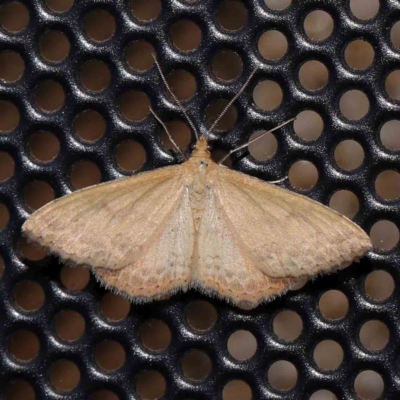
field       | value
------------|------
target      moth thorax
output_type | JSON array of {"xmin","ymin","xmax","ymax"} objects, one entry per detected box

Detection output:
[{"xmin": 191, "ymin": 158, "xmax": 207, "ymax": 194}]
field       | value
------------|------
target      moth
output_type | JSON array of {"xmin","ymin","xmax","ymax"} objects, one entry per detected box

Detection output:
[{"xmin": 23, "ymin": 59, "xmax": 372, "ymax": 306}]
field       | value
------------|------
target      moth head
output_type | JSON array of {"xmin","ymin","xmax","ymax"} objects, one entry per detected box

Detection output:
[{"xmin": 191, "ymin": 137, "xmax": 212, "ymax": 159}]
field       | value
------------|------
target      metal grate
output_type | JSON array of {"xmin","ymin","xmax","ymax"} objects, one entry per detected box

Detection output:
[{"xmin": 0, "ymin": 0, "xmax": 400, "ymax": 399}]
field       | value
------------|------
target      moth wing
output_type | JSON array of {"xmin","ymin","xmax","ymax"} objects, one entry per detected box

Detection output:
[
  {"xmin": 192, "ymin": 181, "xmax": 295, "ymax": 305},
  {"xmin": 23, "ymin": 165, "xmax": 195, "ymax": 281},
  {"xmin": 211, "ymin": 166, "xmax": 372, "ymax": 279},
  {"xmin": 93, "ymin": 178, "xmax": 195, "ymax": 300}
]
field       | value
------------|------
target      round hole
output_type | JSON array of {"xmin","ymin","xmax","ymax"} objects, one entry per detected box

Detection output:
[
  {"xmin": 253, "ymin": 80, "xmax": 283, "ymax": 111},
  {"xmin": 8, "ymin": 330, "xmax": 40, "ymax": 362},
  {"xmin": 34, "ymin": 80, "xmax": 65, "ymax": 113},
  {"xmin": 0, "ymin": 100, "xmax": 20, "ymax": 133},
  {"xmin": 391, "ymin": 21, "xmax": 400, "ymax": 49},
  {"xmin": 90, "ymin": 390, "xmax": 119, "ymax": 400},
  {"xmin": 70, "ymin": 160, "xmax": 101, "ymax": 189},
  {"xmin": 212, "ymin": 50, "xmax": 243, "ymax": 81},
  {"xmin": 227, "ymin": 330, "xmax": 257, "ymax": 361},
  {"xmin": 162, "ymin": 120, "xmax": 192, "ymax": 150},
  {"xmin": 0, "ymin": 203, "xmax": 9, "ymax": 230},
  {"xmin": 185, "ymin": 300, "xmax": 218, "ymax": 331},
  {"xmin": 101, "ymin": 292, "xmax": 130, "ymax": 321},
  {"xmin": 0, "ymin": 51, "xmax": 25, "ymax": 82},
  {"xmin": 359, "ymin": 320, "xmax": 389, "ymax": 351},
  {"xmin": 181, "ymin": 350, "xmax": 212, "ymax": 381},
  {"xmin": 119, "ymin": 90, "xmax": 150, "ymax": 122},
  {"xmin": 350, "ymin": 0, "xmax": 380, "ymax": 20},
  {"xmin": 340, "ymin": 90, "xmax": 370, "ymax": 120},
  {"xmin": 206, "ymin": 100, "xmax": 237, "ymax": 132},
  {"xmin": 0, "ymin": 256, "xmax": 4, "ymax": 277},
  {"xmin": 265, "ymin": 0, "xmax": 292, "ymax": 10},
  {"xmin": 166, "ymin": 70, "xmax": 196, "ymax": 101},
  {"xmin": 140, "ymin": 320, "xmax": 171, "ymax": 352},
  {"xmin": 95, "ymin": 340, "xmax": 126, "ymax": 371},
  {"xmin": 273, "ymin": 310, "xmax": 303, "ymax": 341},
  {"xmin": 294, "ymin": 110, "xmax": 323, "ymax": 141},
  {"xmin": 135, "ymin": 370, "xmax": 166, "ymax": 399},
  {"xmin": 60, "ymin": 265, "xmax": 91, "ymax": 291},
  {"xmin": 386, "ymin": 70, "xmax": 400, "ymax": 101},
  {"xmin": 304, "ymin": 10, "xmax": 334, "ymax": 42},
  {"xmin": 267, "ymin": 360, "xmax": 298, "ymax": 391},
  {"xmin": 125, "ymin": 40, "xmax": 155, "ymax": 72},
  {"xmin": 375, "ymin": 170, "xmax": 400, "ymax": 200},
  {"xmin": 4, "ymin": 380, "xmax": 35, "ymax": 400},
  {"xmin": 0, "ymin": 2, "xmax": 29, "ymax": 32},
  {"xmin": 28, "ymin": 131, "xmax": 60, "ymax": 162},
  {"xmin": 354, "ymin": 370, "xmax": 384, "ymax": 400},
  {"xmin": 211, "ymin": 149, "xmax": 233, "ymax": 167},
  {"xmin": 115, "ymin": 140, "xmax": 146, "ymax": 172},
  {"xmin": 40, "ymin": 30, "xmax": 70, "ymax": 62},
  {"xmin": 171, "ymin": 19, "xmax": 201, "ymax": 51},
  {"xmin": 222, "ymin": 380, "xmax": 252, "ymax": 400},
  {"xmin": 248, "ymin": 130, "xmax": 278, "ymax": 161},
  {"xmin": 319, "ymin": 290, "xmax": 349, "ymax": 320},
  {"xmin": 130, "ymin": 0, "xmax": 161, "ymax": 22},
  {"xmin": 329, "ymin": 190, "xmax": 360, "ymax": 219},
  {"xmin": 235, "ymin": 302, "xmax": 260, "ymax": 311},
  {"xmin": 45, "ymin": 0, "xmax": 74, "ymax": 13},
  {"xmin": 314, "ymin": 340, "xmax": 344, "ymax": 370},
  {"xmin": 310, "ymin": 390, "xmax": 338, "ymax": 400},
  {"xmin": 290, "ymin": 277, "xmax": 308, "ymax": 291},
  {"xmin": 55, "ymin": 310, "xmax": 85, "ymax": 341},
  {"xmin": 14, "ymin": 280, "xmax": 45, "ymax": 312},
  {"xmin": 345, "ymin": 40, "xmax": 375, "ymax": 70},
  {"xmin": 85, "ymin": 9, "xmax": 115, "ymax": 42},
  {"xmin": 0, "ymin": 151, "xmax": 14, "ymax": 181},
  {"xmin": 24, "ymin": 180, "xmax": 55, "ymax": 211},
  {"xmin": 370, "ymin": 220, "xmax": 399, "ymax": 251},
  {"xmin": 74, "ymin": 110, "xmax": 106, "ymax": 143},
  {"xmin": 49, "ymin": 359, "xmax": 81, "ymax": 392},
  {"xmin": 258, "ymin": 30, "xmax": 288, "ymax": 61},
  {"xmin": 80, "ymin": 60, "xmax": 111, "ymax": 92},
  {"xmin": 217, "ymin": 0, "xmax": 248, "ymax": 31},
  {"xmin": 334, "ymin": 140, "xmax": 364, "ymax": 171},
  {"xmin": 365, "ymin": 270, "xmax": 395, "ymax": 302},
  {"xmin": 288, "ymin": 160, "xmax": 319, "ymax": 190},
  {"xmin": 19, "ymin": 238, "xmax": 47, "ymax": 261},
  {"xmin": 299, "ymin": 60, "xmax": 329, "ymax": 91},
  {"xmin": 380, "ymin": 120, "xmax": 400, "ymax": 151}
]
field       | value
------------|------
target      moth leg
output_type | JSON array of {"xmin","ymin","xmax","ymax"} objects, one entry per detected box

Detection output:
[
  {"xmin": 267, "ymin": 176, "xmax": 288, "ymax": 185},
  {"xmin": 218, "ymin": 118, "xmax": 296, "ymax": 166}
]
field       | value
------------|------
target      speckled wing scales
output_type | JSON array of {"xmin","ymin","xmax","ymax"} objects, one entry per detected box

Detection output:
[
  {"xmin": 94, "ymin": 181, "xmax": 195, "ymax": 300},
  {"xmin": 210, "ymin": 167, "xmax": 372, "ymax": 280},
  {"xmin": 23, "ymin": 165, "xmax": 195, "ymax": 299},
  {"xmin": 192, "ymin": 180, "xmax": 295, "ymax": 305}
]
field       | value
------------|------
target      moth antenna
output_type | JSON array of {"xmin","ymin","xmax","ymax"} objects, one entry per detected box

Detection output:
[
  {"xmin": 206, "ymin": 67, "xmax": 258, "ymax": 136},
  {"xmin": 149, "ymin": 107, "xmax": 187, "ymax": 160},
  {"xmin": 218, "ymin": 117, "xmax": 296, "ymax": 165},
  {"xmin": 152, "ymin": 54, "xmax": 199, "ymax": 141}
]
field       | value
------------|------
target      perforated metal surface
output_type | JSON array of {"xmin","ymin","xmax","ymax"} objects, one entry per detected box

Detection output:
[{"xmin": 0, "ymin": 0, "xmax": 400, "ymax": 399}]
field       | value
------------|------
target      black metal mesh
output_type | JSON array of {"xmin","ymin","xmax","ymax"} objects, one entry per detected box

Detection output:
[{"xmin": 0, "ymin": 0, "xmax": 399, "ymax": 399}]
